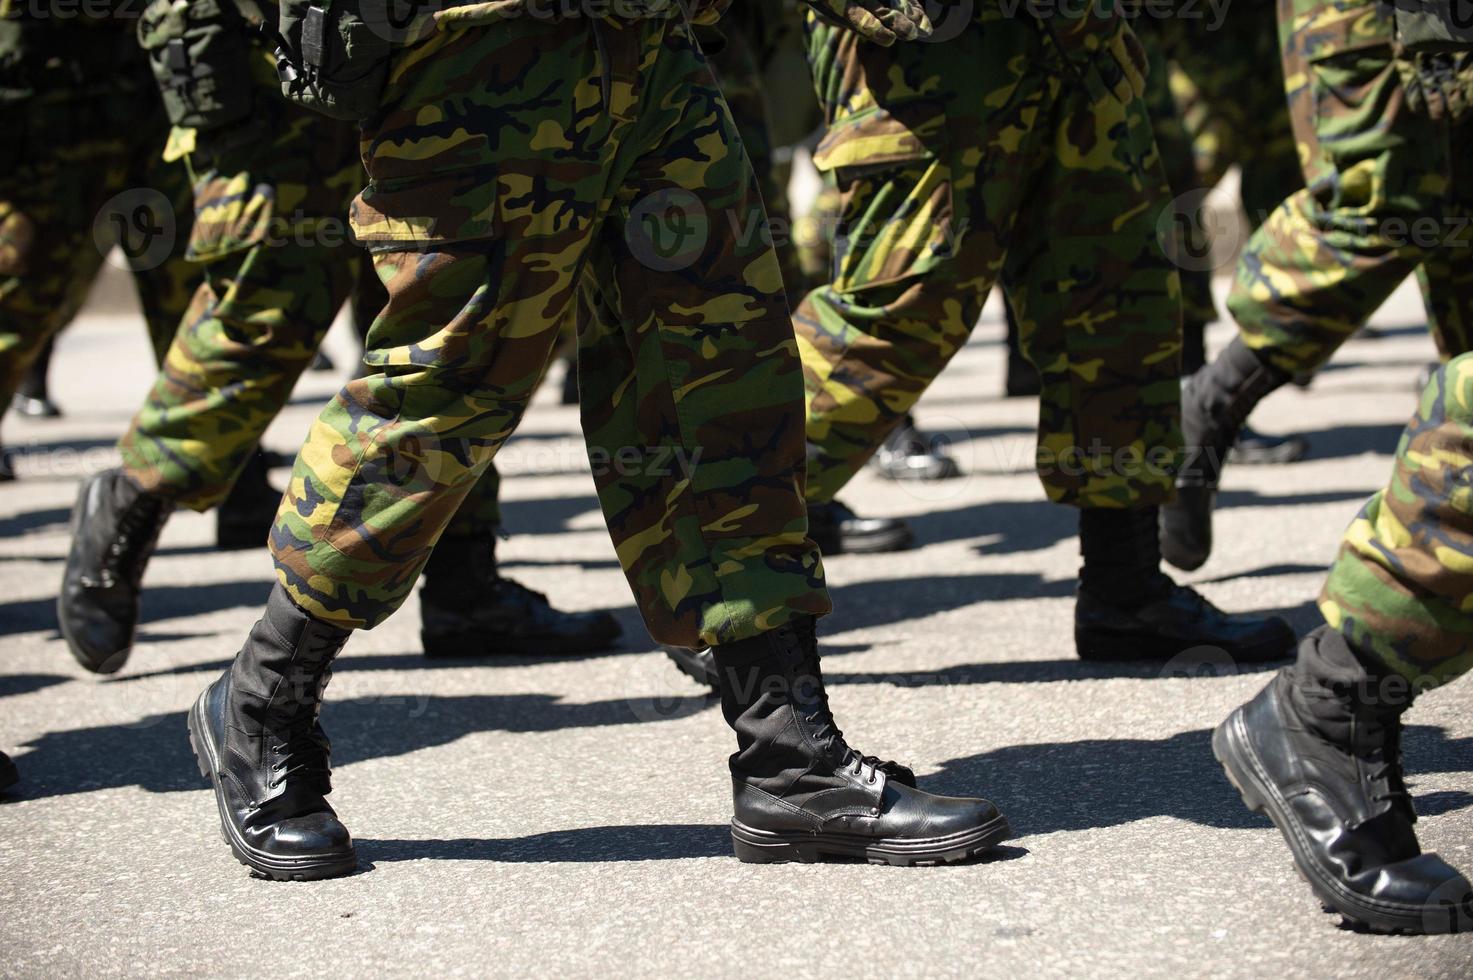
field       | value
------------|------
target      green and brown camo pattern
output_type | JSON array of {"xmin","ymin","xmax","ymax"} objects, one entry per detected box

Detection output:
[
  {"xmin": 0, "ymin": 20, "xmax": 198, "ymax": 406},
  {"xmin": 1227, "ymin": 0, "xmax": 1473, "ymax": 375},
  {"xmin": 794, "ymin": 1, "xmax": 1183, "ymax": 508},
  {"xmin": 269, "ymin": 14, "xmax": 829, "ymax": 645},
  {"xmin": 118, "ymin": 47, "xmax": 506, "ymax": 535},
  {"xmin": 1164, "ymin": 0, "xmax": 1300, "ymax": 226},
  {"xmin": 1322, "ymin": 353, "xmax": 1473, "ymax": 687}
]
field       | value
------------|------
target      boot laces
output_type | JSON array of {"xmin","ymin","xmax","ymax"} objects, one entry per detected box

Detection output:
[
  {"xmin": 265, "ymin": 634, "xmax": 340, "ymax": 792},
  {"xmin": 492, "ymin": 576, "xmax": 550, "ymax": 610},
  {"xmin": 1362, "ymin": 712, "xmax": 1414, "ymax": 820},
  {"xmin": 100, "ymin": 491, "xmax": 168, "ymax": 588},
  {"xmin": 793, "ymin": 648, "xmax": 906, "ymax": 784}
]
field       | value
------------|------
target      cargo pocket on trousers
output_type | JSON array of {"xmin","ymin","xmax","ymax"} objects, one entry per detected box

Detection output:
[
  {"xmin": 349, "ymin": 168, "xmax": 498, "ymax": 250},
  {"xmin": 185, "ymin": 169, "xmax": 276, "ymax": 263},
  {"xmin": 810, "ymin": 101, "xmax": 953, "ymax": 295}
]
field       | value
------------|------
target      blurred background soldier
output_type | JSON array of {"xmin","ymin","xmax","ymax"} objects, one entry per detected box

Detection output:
[
  {"xmin": 56, "ymin": 3, "xmax": 618, "ymax": 676},
  {"xmin": 0, "ymin": 2, "xmax": 199, "ymax": 481},
  {"xmin": 789, "ymin": 2, "xmax": 1295, "ymax": 662}
]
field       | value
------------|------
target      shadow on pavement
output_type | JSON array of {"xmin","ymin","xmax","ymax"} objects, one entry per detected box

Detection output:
[
  {"xmin": 358, "ymin": 833, "xmax": 1030, "ymax": 866},
  {"xmin": 8, "ymin": 691, "xmax": 712, "ymax": 801},
  {"xmin": 905, "ymin": 498, "xmax": 1074, "ymax": 557},
  {"xmin": 1293, "ymin": 422, "xmax": 1408, "ymax": 462},
  {"xmin": 0, "ymin": 506, "xmax": 70, "ymax": 540},
  {"xmin": 361, "ymin": 824, "xmax": 732, "ymax": 863},
  {"xmin": 929, "ymin": 725, "xmax": 1473, "ymax": 836},
  {"xmin": 0, "ymin": 579, "xmax": 272, "ymax": 637},
  {"xmin": 0, "ymin": 672, "xmax": 71, "ymax": 698}
]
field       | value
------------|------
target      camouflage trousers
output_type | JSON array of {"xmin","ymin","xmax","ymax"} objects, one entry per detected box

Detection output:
[
  {"xmin": 704, "ymin": 0, "xmax": 814, "ymax": 298},
  {"xmin": 797, "ymin": 6, "xmax": 1183, "ymax": 507},
  {"xmin": 268, "ymin": 15, "xmax": 829, "ymax": 645},
  {"xmin": 0, "ymin": 82, "xmax": 197, "ymax": 410},
  {"xmin": 117, "ymin": 57, "xmax": 504, "ymax": 536},
  {"xmin": 1165, "ymin": 0, "xmax": 1300, "ymax": 226},
  {"xmin": 1321, "ymin": 353, "xmax": 1473, "ymax": 687},
  {"xmin": 1227, "ymin": 0, "xmax": 1473, "ymax": 375}
]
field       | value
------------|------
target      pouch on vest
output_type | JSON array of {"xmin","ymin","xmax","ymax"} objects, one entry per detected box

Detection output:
[
  {"xmin": 275, "ymin": 0, "xmax": 402, "ymax": 121},
  {"xmin": 138, "ymin": 0, "xmax": 255, "ymax": 131},
  {"xmin": 1394, "ymin": 0, "xmax": 1473, "ymax": 50}
]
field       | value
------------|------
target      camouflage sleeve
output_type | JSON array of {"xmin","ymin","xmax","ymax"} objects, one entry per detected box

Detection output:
[{"xmin": 1320, "ymin": 354, "xmax": 1473, "ymax": 687}]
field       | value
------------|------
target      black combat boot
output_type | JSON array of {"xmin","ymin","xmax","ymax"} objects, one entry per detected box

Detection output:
[
  {"xmin": 715, "ymin": 617, "xmax": 1009, "ymax": 865},
  {"xmin": 58, "ymin": 469, "xmax": 172, "ymax": 674},
  {"xmin": 663, "ymin": 644, "xmax": 718, "ymax": 689},
  {"xmin": 188, "ymin": 584, "xmax": 357, "ymax": 881},
  {"xmin": 12, "ymin": 338, "xmax": 62, "ymax": 418},
  {"xmin": 216, "ymin": 450, "xmax": 281, "ymax": 551},
  {"xmin": 1162, "ymin": 338, "xmax": 1292, "ymax": 571},
  {"xmin": 1214, "ymin": 627, "xmax": 1472, "ymax": 933},
  {"xmin": 419, "ymin": 534, "xmax": 621, "ymax": 657},
  {"xmin": 1075, "ymin": 506, "xmax": 1294, "ymax": 662},
  {"xmin": 0, "ymin": 750, "xmax": 17, "ymax": 794},
  {"xmin": 806, "ymin": 500, "xmax": 914, "ymax": 555},
  {"xmin": 868, "ymin": 414, "xmax": 961, "ymax": 481},
  {"xmin": 1231, "ymin": 426, "xmax": 1309, "ymax": 465}
]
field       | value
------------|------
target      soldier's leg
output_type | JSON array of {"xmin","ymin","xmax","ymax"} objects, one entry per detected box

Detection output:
[
  {"xmin": 0, "ymin": 94, "xmax": 129, "ymax": 477},
  {"xmin": 192, "ymin": 14, "xmax": 1004, "ymax": 880},
  {"xmin": 795, "ymin": 18, "xmax": 1019, "ymax": 551},
  {"xmin": 57, "ymin": 87, "xmax": 364, "ymax": 674},
  {"xmin": 1163, "ymin": 0, "xmax": 1461, "ymax": 572},
  {"xmin": 998, "ymin": 17, "xmax": 1293, "ymax": 665},
  {"xmin": 1215, "ymin": 356, "xmax": 1473, "ymax": 934}
]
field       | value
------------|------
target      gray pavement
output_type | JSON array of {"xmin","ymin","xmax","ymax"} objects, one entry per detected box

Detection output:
[{"xmin": 1, "ymin": 272, "xmax": 1469, "ymax": 979}]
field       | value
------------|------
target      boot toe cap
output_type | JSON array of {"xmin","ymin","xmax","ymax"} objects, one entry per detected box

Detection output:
[{"xmin": 268, "ymin": 811, "xmax": 355, "ymax": 857}]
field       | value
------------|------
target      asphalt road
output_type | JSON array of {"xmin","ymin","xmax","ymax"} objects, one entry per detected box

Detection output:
[{"xmin": 1, "ymin": 272, "xmax": 1469, "ymax": 978}]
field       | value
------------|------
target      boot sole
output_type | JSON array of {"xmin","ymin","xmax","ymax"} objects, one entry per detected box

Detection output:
[
  {"xmin": 1074, "ymin": 626, "xmax": 1294, "ymax": 664},
  {"xmin": 187, "ymin": 693, "xmax": 358, "ymax": 882},
  {"xmin": 57, "ymin": 478, "xmax": 130, "ymax": 676},
  {"xmin": 420, "ymin": 626, "xmax": 621, "ymax": 659},
  {"xmin": 729, "ymin": 812, "xmax": 1010, "ymax": 867},
  {"xmin": 813, "ymin": 526, "xmax": 917, "ymax": 556},
  {"xmin": 1213, "ymin": 710, "xmax": 1456, "ymax": 934}
]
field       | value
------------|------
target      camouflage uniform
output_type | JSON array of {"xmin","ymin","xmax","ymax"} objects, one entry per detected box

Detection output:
[
  {"xmin": 268, "ymin": 6, "xmax": 830, "ymax": 646},
  {"xmin": 796, "ymin": 3, "xmax": 1183, "ymax": 507},
  {"xmin": 1321, "ymin": 351, "xmax": 1473, "ymax": 687},
  {"xmin": 116, "ymin": 36, "xmax": 505, "ymax": 537},
  {"xmin": 0, "ymin": 12, "xmax": 198, "ymax": 410},
  {"xmin": 1226, "ymin": 0, "xmax": 1473, "ymax": 374},
  {"xmin": 703, "ymin": 0, "xmax": 815, "ymax": 299},
  {"xmin": 1166, "ymin": 0, "xmax": 1301, "ymax": 227}
]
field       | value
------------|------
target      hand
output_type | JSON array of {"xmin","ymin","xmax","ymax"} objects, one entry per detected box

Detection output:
[{"xmin": 801, "ymin": 0, "xmax": 934, "ymax": 46}]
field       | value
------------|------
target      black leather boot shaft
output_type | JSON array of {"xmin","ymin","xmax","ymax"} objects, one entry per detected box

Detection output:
[
  {"xmin": 1213, "ymin": 627, "xmax": 1471, "ymax": 933},
  {"xmin": 1075, "ymin": 506, "xmax": 1294, "ymax": 662},
  {"xmin": 1078, "ymin": 506, "xmax": 1173, "ymax": 609},
  {"xmin": 1180, "ymin": 337, "xmax": 1292, "ymax": 488},
  {"xmin": 419, "ymin": 534, "xmax": 620, "ymax": 657},
  {"xmin": 215, "ymin": 450, "xmax": 281, "ymax": 551},
  {"xmin": 58, "ymin": 469, "xmax": 172, "ymax": 674},
  {"xmin": 1163, "ymin": 338, "xmax": 1293, "ymax": 571},
  {"xmin": 188, "ymin": 584, "xmax": 357, "ymax": 881},
  {"xmin": 712, "ymin": 619, "xmax": 1009, "ymax": 866}
]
